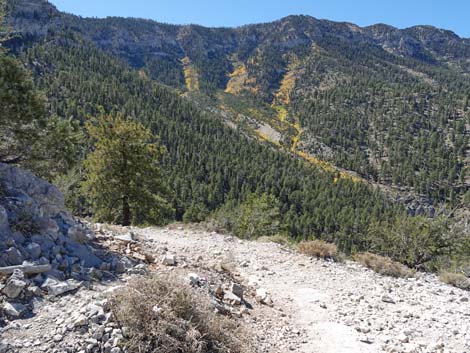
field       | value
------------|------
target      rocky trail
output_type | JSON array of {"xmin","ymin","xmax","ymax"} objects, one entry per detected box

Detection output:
[
  {"xmin": 137, "ymin": 226, "xmax": 470, "ymax": 353},
  {"xmin": 2, "ymin": 223, "xmax": 468, "ymax": 353}
]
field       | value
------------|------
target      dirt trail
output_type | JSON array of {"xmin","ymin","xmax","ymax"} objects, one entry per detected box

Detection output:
[
  {"xmin": 2, "ymin": 225, "xmax": 468, "ymax": 353},
  {"xmin": 137, "ymin": 226, "xmax": 469, "ymax": 353}
]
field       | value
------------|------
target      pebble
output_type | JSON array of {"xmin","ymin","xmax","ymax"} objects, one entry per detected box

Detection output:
[{"xmin": 52, "ymin": 334, "xmax": 63, "ymax": 342}]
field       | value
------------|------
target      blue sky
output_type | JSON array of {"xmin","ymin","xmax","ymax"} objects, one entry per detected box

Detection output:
[{"xmin": 50, "ymin": 0, "xmax": 470, "ymax": 38}]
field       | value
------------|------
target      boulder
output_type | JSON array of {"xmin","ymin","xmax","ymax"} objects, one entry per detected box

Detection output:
[
  {"xmin": 1, "ymin": 269, "xmax": 28, "ymax": 299},
  {"xmin": 255, "ymin": 288, "xmax": 268, "ymax": 301},
  {"xmin": 2, "ymin": 302, "xmax": 27, "ymax": 317},
  {"xmin": 230, "ymin": 282, "xmax": 244, "ymax": 299},
  {"xmin": 52, "ymin": 334, "xmax": 63, "ymax": 342},
  {"xmin": 41, "ymin": 277, "xmax": 81, "ymax": 297},
  {"xmin": 68, "ymin": 225, "xmax": 90, "ymax": 244},
  {"xmin": 381, "ymin": 295, "xmax": 396, "ymax": 304},
  {"xmin": 26, "ymin": 285, "xmax": 42, "ymax": 296},
  {"xmin": 73, "ymin": 314, "xmax": 87, "ymax": 327},
  {"xmin": 0, "ymin": 164, "xmax": 101, "ymax": 272},
  {"xmin": 187, "ymin": 273, "xmax": 200, "ymax": 286},
  {"xmin": 0, "ymin": 164, "xmax": 125, "ymax": 313},
  {"xmin": 26, "ymin": 242, "xmax": 42, "ymax": 259},
  {"xmin": 0, "ymin": 341, "xmax": 9, "ymax": 353},
  {"xmin": 214, "ymin": 285, "xmax": 224, "ymax": 297},
  {"xmin": 11, "ymin": 231, "xmax": 25, "ymax": 245},
  {"xmin": 255, "ymin": 288, "xmax": 273, "ymax": 306},
  {"xmin": 396, "ymin": 332, "xmax": 409, "ymax": 343},
  {"xmin": 112, "ymin": 259, "xmax": 126, "ymax": 274},
  {"xmin": 64, "ymin": 242, "xmax": 102, "ymax": 268},
  {"xmin": 223, "ymin": 290, "xmax": 242, "ymax": 305},
  {"xmin": 4, "ymin": 247, "xmax": 24, "ymax": 266},
  {"xmin": 30, "ymin": 234, "xmax": 55, "ymax": 253},
  {"xmin": 36, "ymin": 217, "xmax": 60, "ymax": 239},
  {"xmin": 0, "ymin": 163, "xmax": 65, "ymax": 218},
  {"xmin": 114, "ymin": 233, "xmax": 134, "ymax": 243}
]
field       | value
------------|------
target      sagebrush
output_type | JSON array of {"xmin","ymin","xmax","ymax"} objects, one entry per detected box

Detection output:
[
  {"xmin": 109, "ymin": 275, "xmax": 251, "ymax": 353},
  {"xmin": 298, "ymin": 239, "xmax": 338, "ymax": 259},
  {"xmin": 354, "ymin": 252, "xmax": 414, "ymax": 278},
  {"xmin": 439, "ymin": 272, "xmax": 470, "ymax": 291}
]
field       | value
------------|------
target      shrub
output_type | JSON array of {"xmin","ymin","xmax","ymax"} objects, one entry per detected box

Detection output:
[
  {"xmin": 201, "ymin": 219, "xmax": 228, "ymax": 234},
  {"xmin": 354, "ymin": 252, "xmax": 414, "ymax": 278},
  {"xmin": 298, "ymin": 239, "xmax": 337, "ymax": 259},
  {"xmin": 366, "ymin": 216, "xmax": 460, "ymax": 270},
  {"xmin": 109, "ymin": 275, "xmax": 251, "ymax": 353},
  {"xmin": 213, "ymin": 193, "xmax": 280, "ymax": 239},
  {"xmin": 463, "ymin": 190, "xmax": 470, "ymax": 207},
  {"xmin": 439, "ymin": 272, "xmax": 470, "ymax": 291},
  {"xmin": 54, "ymin": 166, "xmax": 89, "ymax": 216}
]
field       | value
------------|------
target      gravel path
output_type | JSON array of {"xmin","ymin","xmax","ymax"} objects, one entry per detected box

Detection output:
[
  {"xmin": 138, "ymin": 226, "xmax": 470, "ymax": 353},
  {"xmin": 2, "ymin": 225, "xmax": 469, "ymax": 353}
]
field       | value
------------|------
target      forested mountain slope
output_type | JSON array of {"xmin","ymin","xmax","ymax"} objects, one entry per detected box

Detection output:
[
  {"xmin": 1, "ymin": 7, "xmax": 470, "ymax": 353},
  {"xmin": 1, "ymin": 1, "xmax": 410, "ymax": 255},
  {"xmin": 6, "ymin": 0, "xmax": 469, "ymax": 206}
]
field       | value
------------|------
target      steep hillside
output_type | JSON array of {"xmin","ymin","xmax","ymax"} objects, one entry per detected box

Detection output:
[
  {"xmin": 0, "ymin": 2, "xmax": 411, "ymax": 254},
  {"xmin": 6, "ymin": 0, "xmax": 469, "ymax": 206}
]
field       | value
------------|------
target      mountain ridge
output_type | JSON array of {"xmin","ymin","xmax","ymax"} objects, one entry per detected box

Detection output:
[
  {"xmin": 8, "ymin": 0, "xmax": 470, "ymax": 54},
  {"xmin": 14, "ymin": 0, "xmax": 470, "ymax": 40}
]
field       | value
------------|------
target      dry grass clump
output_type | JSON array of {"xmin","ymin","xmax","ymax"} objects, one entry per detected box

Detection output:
[
  {"xmin": 439, "ymin": 272, "xmax": 470, "ymax": 290},
  {"xmin": 258, "ymin": 234, "xmax": 291, "ymax": 245},
  {"xmin": 354, "ymin": 252, "xmax": 414, "ymax": 278},
  {"xmin": 298, "ymin": 239, "xmax": 337, "ymax": 259},
  {"xmin": 109, "ymin": 275, "xmax": 251, "ymax": 353}
]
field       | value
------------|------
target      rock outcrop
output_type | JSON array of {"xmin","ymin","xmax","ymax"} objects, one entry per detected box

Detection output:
[
  {"xmin": 0, "ymin": 164, "xmax": 127, "ymax": 321},
  {"xmin": 0, "ymin": 163, "xmax": 101, "ymax": 269}
]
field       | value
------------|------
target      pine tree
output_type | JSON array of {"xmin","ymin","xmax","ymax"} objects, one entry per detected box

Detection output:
[
  {"xmin": 0, "ymin": 53, "xmax": 46, "ymax": 164},
  {"xmin": 0, "ymin": 1, "xmax": 79, "ymax": 176},
  {"xmin": 82, "ymin": 113, "xmax": 174, "ymax": 225}
]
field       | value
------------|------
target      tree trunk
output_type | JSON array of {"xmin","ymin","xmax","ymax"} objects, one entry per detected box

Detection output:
[{"xmin": 122, "ymin": 195, "xmax": 131, "ymax": 226}]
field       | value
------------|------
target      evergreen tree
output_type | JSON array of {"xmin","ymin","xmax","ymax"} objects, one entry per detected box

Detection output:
[
  {"xmin": 0, "ymin": 0, "xmax": 82, "ymax": 178},
  {"xmin": 25, "ymin": 115, "xmax": 85, "ymax": 181},
  {"xmin": 82, "ymin": 113, "xmax": 173, "ymax": 226},
  {"xmin": 0, "ymin": 52, "xmax": 46, "ymax": 164},
  {"xmin": 1, "ymin": 0, "xmax": 47, "ymax": 164}
]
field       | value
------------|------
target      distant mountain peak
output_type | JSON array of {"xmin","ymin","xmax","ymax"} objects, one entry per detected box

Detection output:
[{"xmin": 7, "ymin": 0, "xmax": 59, "ymax": 20}]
